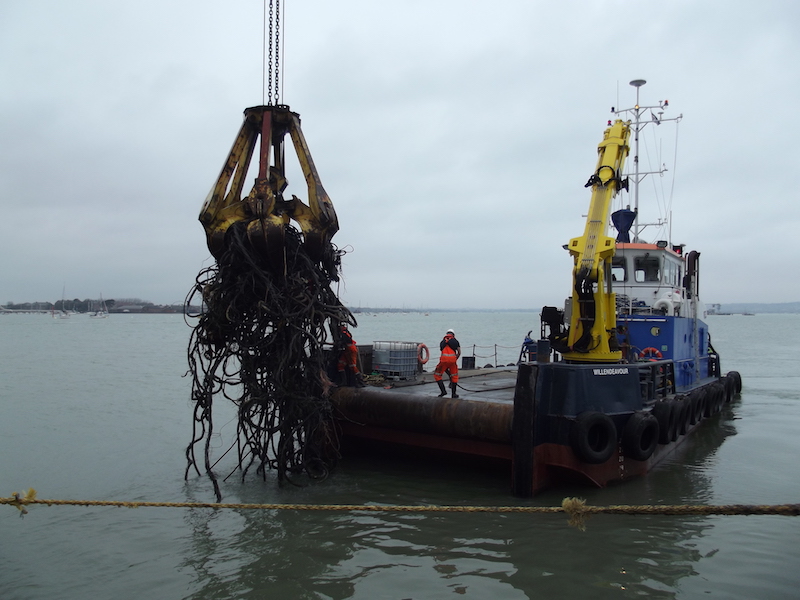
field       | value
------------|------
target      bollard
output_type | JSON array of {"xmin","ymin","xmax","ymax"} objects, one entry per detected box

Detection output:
[{"xmin": 536, "ymin": 340, "xmax": 551, "ymax": 363}]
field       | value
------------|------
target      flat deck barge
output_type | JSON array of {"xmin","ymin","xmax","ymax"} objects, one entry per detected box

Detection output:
[{"xmin": 331, "ymin": 361, "xmax": 740, "ymax": 497}]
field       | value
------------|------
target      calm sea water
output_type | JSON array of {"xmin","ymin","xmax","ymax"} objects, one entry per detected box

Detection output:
[{"xmin": 1, "ymin": 311, "xmax": 799, "ymax": 599}]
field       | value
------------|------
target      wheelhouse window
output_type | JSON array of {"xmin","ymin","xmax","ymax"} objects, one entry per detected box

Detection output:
[
  {"xmin": 611, "ymin": 256, "xmax": 627, "ymax": 282},
  {"xmin": 634, "ymin": 255, "xmax": 660, "ymax": 283},
  {"xmin": 664, "ymin": 259, "xmax": 681, "ymax": 286}
]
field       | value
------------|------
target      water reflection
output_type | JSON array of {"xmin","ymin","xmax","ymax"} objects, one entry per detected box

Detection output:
[{"xmin": 181, "ymin": 403, "xmax": 741, "ymax": 598}]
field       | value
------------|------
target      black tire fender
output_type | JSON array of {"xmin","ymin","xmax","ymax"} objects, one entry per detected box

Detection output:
[
  {"xmin": 689, "ymin": 389, "xmax": 705, "ymax": 425},
  {"xmin": 703, "ymin": 383, "xmax": 719, "ymax": 418},
  {"xmin": 728, "ymin": 370, "xmax": 742, "ymax": 394},
  {"xmin": 703, "ymin": 383, "xmax": 721, "ymax": 417},
  {"xmin": 652, "ymin": 399, "xmax": 676, "ymax": 444},
  {"xmin": 622, "ymin": 411, "xmax": 659, "ymax": 461},
  {"xmin": 713, "ymin": 382, "xmax": 726, "ymax": 413},
  {"xmin": 668, "ymin": 400, "xmax": 681, "ymax": 441},
  {"xmin": 570, "ymin": 412, "xmax": 617, "ymax": 464},
  {"xmin": 674, "ymin": 395, "xmax": 691, "ymax": 436},
  {"xmin": 721, "ymin": 376, "xmax": 733, "ymax": 403}
]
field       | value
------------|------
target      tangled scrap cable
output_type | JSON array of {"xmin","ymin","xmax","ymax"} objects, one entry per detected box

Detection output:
[{"xmin": 185, "ymin": 221, "xmax": 355, "ymax": 501}]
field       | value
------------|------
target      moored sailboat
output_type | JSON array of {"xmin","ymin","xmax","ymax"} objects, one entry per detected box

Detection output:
[
  {"xmin": 52, "ymin": 285, "xmax": 71, "ymax": 319},
  {"xmin": 90, "ymin": 295, "xmax": 109, "ymax": 319}
]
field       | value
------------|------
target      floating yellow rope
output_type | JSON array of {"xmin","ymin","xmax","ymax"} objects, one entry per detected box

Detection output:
[{"xmin": 3, "ymin": 490, "xmax": 798, "ymax": 530}]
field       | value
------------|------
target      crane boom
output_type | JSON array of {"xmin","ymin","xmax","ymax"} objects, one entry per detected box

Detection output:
[{"xmin": 561, "ymin": 119, "xmax": 631, "ymax": 362}]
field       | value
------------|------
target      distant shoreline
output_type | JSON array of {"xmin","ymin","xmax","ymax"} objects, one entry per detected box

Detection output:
[{"xmin": 3, "ymin": 302, "xmax": 799, "ymax": 315}]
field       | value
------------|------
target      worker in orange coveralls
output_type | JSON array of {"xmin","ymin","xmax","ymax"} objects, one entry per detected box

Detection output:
[
  {"xmin": 434, "ymin": 328, "xmax": 461, "ymax": 398},
  {"xmin": 337, "ymin": 325, "xmax": 363, "ymax": 387}
]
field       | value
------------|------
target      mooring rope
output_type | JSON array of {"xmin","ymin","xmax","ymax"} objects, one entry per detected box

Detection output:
[{"xmin": 3, "ymin": 490, "xmax": 798, "ymax": 530}]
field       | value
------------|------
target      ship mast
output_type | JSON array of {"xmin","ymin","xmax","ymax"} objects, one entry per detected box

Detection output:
[
  {"xmin": 630, "ymin": 79, "xmax": 645, "ymax": 239},
  {"xmin": 613, "ymin": 79, "xmax": 681, "ymax": 242}
]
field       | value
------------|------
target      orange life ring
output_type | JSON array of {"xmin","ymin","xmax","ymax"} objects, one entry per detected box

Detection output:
[
  {"xmin": 640, "ymin": 347, "xmax": 663, "ymax": 360},
  {"xmin": 417, "ymin": 343, "xmax": 430, "ymax": 364}
]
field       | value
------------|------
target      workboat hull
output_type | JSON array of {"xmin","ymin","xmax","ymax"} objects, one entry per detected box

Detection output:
[
  {"xmin": 330, "ymin": 360, "xmax": 741, "ymax": 497},
  {"xmin": 510, "ymin": 361, "xmax": 740, "ymax": 495}
]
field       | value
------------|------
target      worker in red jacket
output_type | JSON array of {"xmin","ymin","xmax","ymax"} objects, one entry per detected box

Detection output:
[
  {"xmin": 434, "ymin": 328, "xmax": 461, "ymax": 398},
  {"xmin": 337, "ymin": 325, "xmax": 363, "ymax": 387}
]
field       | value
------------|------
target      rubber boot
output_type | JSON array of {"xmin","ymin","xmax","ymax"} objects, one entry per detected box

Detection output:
[
  {"xmin": 338, "ymin": 371, "xmax": 347, "ymax": 386},
  {"xmin": 353, "ymin": 370, "xmax": 365, "ymax": 388},
  {"xmin": 437, "ymin": 380, "xmax": 447, "ymax": 397},
  {"xmin": 450, "ymin": 382, "xmax": 459, "ymax": 399}
]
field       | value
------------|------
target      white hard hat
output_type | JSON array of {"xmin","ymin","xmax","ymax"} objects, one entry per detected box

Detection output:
[{"xmin": 446, "ymin": 328, "xmax": 455, "ymax": 335}]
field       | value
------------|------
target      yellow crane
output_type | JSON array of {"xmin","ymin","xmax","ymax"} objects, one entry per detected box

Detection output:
[{"xmin": 560, "ymin": 119, "xmax": 631, "ymax": 362}]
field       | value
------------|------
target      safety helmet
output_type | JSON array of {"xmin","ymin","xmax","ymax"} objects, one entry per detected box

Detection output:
[{"xmin": 446, "ymin": 328, "xmax": 455, "ymax": 335}]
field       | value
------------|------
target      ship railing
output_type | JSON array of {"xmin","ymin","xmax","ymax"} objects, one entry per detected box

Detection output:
[
  {"xmin": 638, "ymin": 360, "xmax": 676, "ymax": 403},
  {"xmin": 467, "ymin": 344, "xmax": 520, "ymax": 368},
  {"xmin": 616, "ymin": 294, "xmax": 668, "ymax": 316},
  {"xmin": 708, "ymin": 349, "xmax": 720, "ymax": 378}
]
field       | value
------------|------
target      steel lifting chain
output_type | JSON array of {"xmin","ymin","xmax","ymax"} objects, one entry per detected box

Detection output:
[
  {"xmin": 267, "ymin": 0, "xmax": 281, "ymax": 105},
  {"xmin": 274, "ymin": 0, "xmax": 280, "ymax": 104}
]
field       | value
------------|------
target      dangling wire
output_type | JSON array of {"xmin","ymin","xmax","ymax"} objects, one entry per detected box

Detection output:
[{"xmin": 185, "ymin": 222, "xmax": 354, "ymax": 501}]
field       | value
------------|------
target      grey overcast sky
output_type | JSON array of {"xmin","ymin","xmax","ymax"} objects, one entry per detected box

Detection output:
[{"xmin": 1, "ymin": 1, "xmax": 798, "ymax": 308}]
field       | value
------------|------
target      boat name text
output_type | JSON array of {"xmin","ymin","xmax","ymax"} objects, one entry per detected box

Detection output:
[{"xmin": 592, "ymin": 367, "xmax": 630, "ymax": 376}]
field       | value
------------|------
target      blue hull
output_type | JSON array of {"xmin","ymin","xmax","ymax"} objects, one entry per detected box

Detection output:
[{"xmin": 618, "ymin": 314, "xmax": 715, "ymax": 390}]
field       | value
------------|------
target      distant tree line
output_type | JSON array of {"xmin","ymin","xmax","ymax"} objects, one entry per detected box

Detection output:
[
  {"xmin": 2, "ymin": 298, "xmax": 200, "ymax": 314},
  {"xmin": 1, "ymin": 298, "xmax": 120, "ymax": 312}
]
